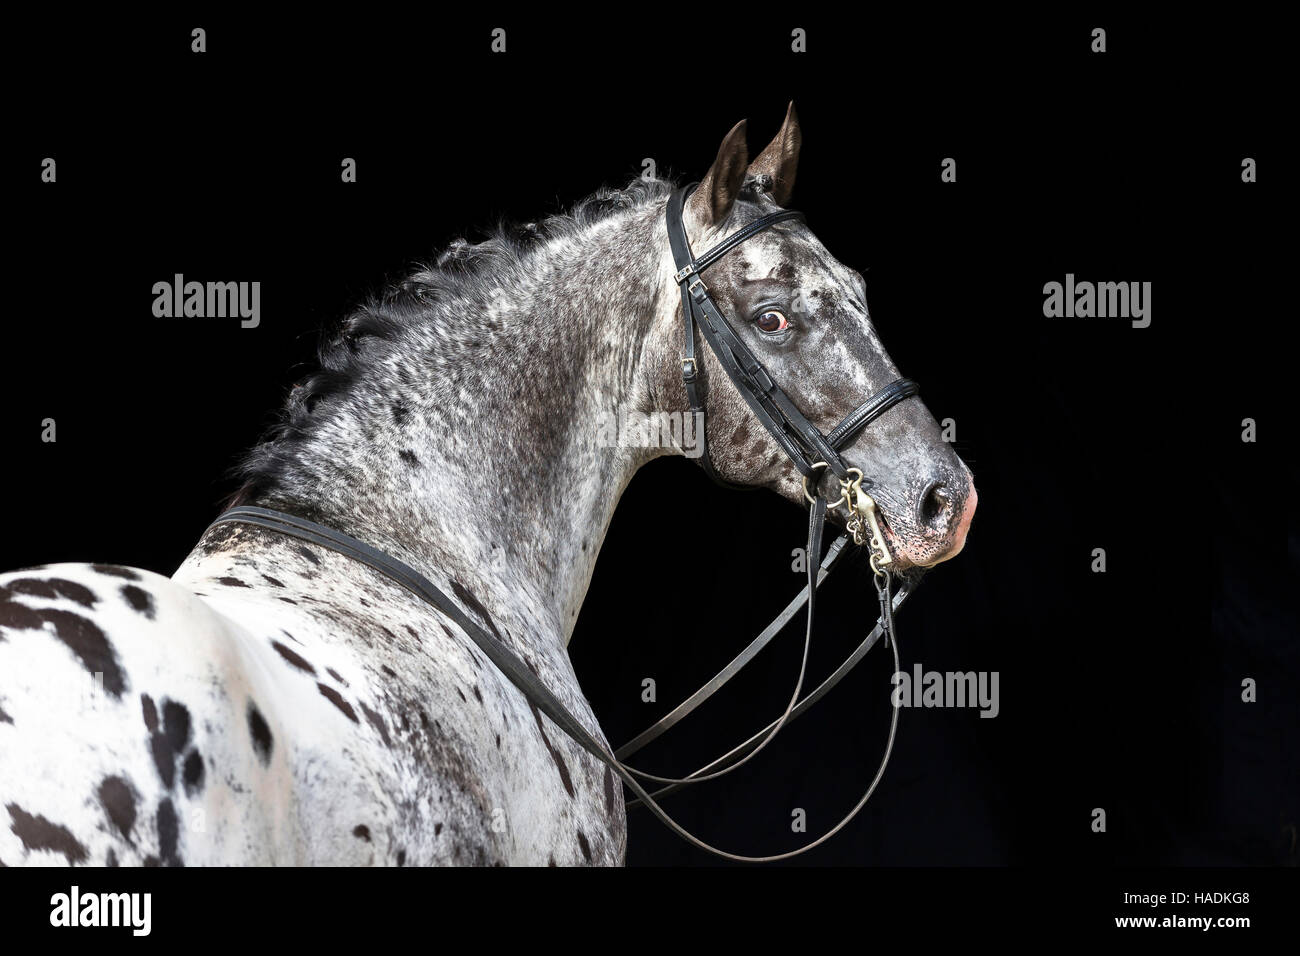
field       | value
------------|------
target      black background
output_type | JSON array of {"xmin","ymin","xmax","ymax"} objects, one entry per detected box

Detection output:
[{"xmin": 4, "ymin": 8, "xmax": 1292, "ymax": 882}]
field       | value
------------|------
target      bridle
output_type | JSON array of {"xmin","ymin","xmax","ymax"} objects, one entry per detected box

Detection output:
[
  {"xmin": 209, "ymin": 183, "xmax": 924, "ymax": 863},
  {"xmin": 666, "ymin": 183, "xmax": 918, "ymax": 572},
  {"xmin": 668, "ymin": 183, "xmax": 918, "ymax": 508}
]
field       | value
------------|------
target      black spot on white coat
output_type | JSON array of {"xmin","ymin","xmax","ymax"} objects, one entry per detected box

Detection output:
[
  {"xmin": 450, "ymin": 580, "xmax": 503, "ymax": 640},
  {"xmin": 0, "ymin": 593, "xmax": 126, "ymax": 697},
  {"xmin": 528, "ymin": 703, "xmax": 575, "ymax": 799},
  {"xmin": 92, "ymin": 564, "xmax": 140, "ymax": 581},
  {"xmin": 97, "ymin": 776, "xmax": 137, "ymax": 840},
  {"xmin": 120, "ymin": 584, "xmax": 155, "ymax": 618},
  {"xmin": 358, "ymin": 701, "xmax": 392, "ymax": 747},
  {"xmin": 271, "ymin": 640, "xmax": 316, "ymax": 674},
  {"xmin": 148, "ymin": 699, "xmax": 192, "ymax": 789},
  {"xmin": 182, "ymin": 751, "xmax": 205, "ymax": 795},
  {"xmin": 318, "ymin": 683, "xmax": 358, "ymax": 722},
  {"xmin": 156, "ymin": 800, "xmax": 181, "ymax": 866},
  {"xmin": 6, "ymin": 804, "xmax": 88, "ymax": 864},
  {"xmin": 4, "ymin": 577, "xmax": 97, "ymax": 608},
  {"xmin": 247, "ymin": 702, "xmax": 273, "ymax": 765}
]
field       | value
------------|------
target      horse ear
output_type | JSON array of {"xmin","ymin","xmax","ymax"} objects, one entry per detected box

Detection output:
[
  {"xmin": 689, "ymin": 119, "xmax": 749, "ymax": 227},
  {"xmin": 748, "ymin": 102, "xmax": 802, "ymax": 206}
]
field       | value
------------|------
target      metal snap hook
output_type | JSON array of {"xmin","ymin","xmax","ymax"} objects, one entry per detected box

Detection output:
[{"xmin": 840, "ymin": 468, "xmax": 864, "ymax": 511}]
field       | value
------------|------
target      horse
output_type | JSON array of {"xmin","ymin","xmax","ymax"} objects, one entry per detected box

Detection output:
[{"xmin": 0, "ymin": 105, "xmax": 976, "ymax": 866}]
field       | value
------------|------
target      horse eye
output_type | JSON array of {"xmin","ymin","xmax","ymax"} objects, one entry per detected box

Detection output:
[{"xmin": 756, "ymin": 309, "xmax": 789, "ymax": 333}]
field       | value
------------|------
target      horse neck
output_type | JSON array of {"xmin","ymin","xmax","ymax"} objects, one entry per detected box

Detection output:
[{"xmin": 244, "ymin": 200, "xmax": 673, "ymax": 648}]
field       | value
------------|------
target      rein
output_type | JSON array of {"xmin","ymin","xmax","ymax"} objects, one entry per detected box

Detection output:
[{"xmin": 211, "ymin": 504, "xmax": 910, "ymax": 862}]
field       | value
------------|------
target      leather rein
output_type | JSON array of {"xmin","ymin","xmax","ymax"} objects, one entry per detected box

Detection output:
[{"xmin": 208, "ymin": 183, "xmax": 922, "ymax": 862}]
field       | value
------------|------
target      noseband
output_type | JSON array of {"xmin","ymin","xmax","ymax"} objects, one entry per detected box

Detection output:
[{"xmin": 210, "ymin": 184, "xmax": 924, "ymax": 863}]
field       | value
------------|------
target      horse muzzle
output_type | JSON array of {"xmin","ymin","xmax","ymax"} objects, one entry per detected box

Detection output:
[{"xmin": 880, "ymin": 473, "xmax": 977, "ymax": 569}]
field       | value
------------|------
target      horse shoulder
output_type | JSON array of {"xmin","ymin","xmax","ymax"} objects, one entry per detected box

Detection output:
[{"xmin": 0, "ymin": 562, "xmax": 294, "ymax": 865}]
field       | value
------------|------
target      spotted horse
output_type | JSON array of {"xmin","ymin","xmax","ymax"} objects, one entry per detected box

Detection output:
[{"xmin": 0, "ymin": 106, "xmax": 975, "ymax": 866}]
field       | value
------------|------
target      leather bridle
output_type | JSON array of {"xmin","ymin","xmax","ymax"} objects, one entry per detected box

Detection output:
[
  {"xmin": 208, "ymin": 183, "xmax": 925, "ymax": 862},
  {"xmin": 667, "ymin": 183, "xmax": 919, "ymax": 490}
]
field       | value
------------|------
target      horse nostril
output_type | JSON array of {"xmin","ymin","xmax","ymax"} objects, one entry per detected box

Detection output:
[{"xmin": 919, "ymin": 481, "xmax": 951, "ymax": 528}]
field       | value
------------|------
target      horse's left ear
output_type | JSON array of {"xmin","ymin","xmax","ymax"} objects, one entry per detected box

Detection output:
[
  {"xmin": 689, "ymin": 119, "xmax": 750, "ymax": 228},
  {"xmin": 748, "ymin": 101, "xmax": 802, "ymax": 206}
]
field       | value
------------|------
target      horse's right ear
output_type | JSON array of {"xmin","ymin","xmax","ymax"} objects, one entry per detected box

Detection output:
[
  {"xmin": 687, "ymin": 119, "xmax": 749, "ymax": 229},
  {"xmin": 748, "ymin": 101, "xmax": 801, "ymax": 206}
]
